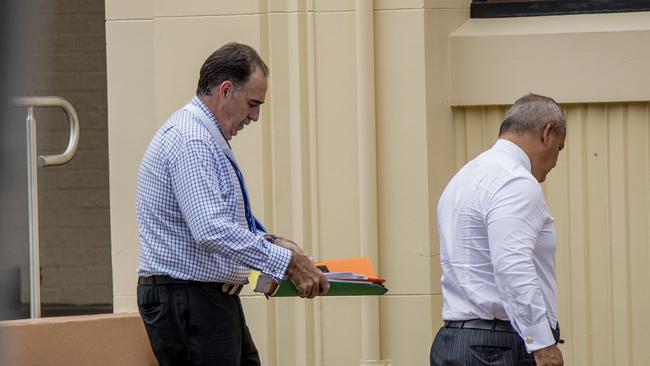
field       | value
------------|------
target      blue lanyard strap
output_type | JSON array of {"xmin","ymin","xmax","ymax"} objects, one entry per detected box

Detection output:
[
  {"xmin": 183, "ymin": 103, "xmax": 256, "ymax": 232},
  {"xmin": 224, "ymin": 155, "xmax": 256, "ymax": 231}
]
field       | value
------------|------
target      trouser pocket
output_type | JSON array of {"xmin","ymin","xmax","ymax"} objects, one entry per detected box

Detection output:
[{"xmin": 137, "ymin": 285, "xmax": 165, "ymax": 323}]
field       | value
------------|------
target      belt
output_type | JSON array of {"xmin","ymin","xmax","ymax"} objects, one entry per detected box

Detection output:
[
  {"xmin": 137, "ymin": 275, "xmax": 244, "ymax": 295},
  {"xmin": 445, "ymin": 319, "xmax": 564, "ymax": 344},
  {"xmin": 444, "ymin": 319, "xmax": 517, "ymax": 333}
]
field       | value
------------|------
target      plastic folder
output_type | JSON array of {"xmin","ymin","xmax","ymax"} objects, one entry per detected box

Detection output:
[{"xmin": 249, "ymin": 256, "xmax": 388, "ymax": 297}]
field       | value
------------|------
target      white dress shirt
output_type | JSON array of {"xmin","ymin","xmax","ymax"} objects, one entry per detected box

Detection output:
[{"xmin": 438, "ymin": 139, "xmax": 558, "ymax": 352}]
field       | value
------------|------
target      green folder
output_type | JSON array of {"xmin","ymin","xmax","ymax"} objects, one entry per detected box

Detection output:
[{"xmin": 272, "ymin": 279, "xmax": 388, "ymax": 297}]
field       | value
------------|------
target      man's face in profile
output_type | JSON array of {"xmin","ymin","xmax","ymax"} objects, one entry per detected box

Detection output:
[
  {"xmin": 537, "ymin": 130, "xmax": 565, "ymax": 183},
  {"xmin": 218, "ymin": 67, "xmax": 267, "ymax": 141}
]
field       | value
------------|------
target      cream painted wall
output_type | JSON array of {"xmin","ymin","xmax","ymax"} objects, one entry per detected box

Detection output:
[
  {"xmin": 106, "ymin": 1, "xmax": 650, "ymax": 365},
  {"xmin": 106, "ymin": 1, "xmax": 469, "ymax": 365},
  {"xmin": 106, "ymin": 1, "xmax": 468, "ymax": 366}
]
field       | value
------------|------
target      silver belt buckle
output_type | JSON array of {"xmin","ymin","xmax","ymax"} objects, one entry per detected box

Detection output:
[{"xmin": 222, "ymin": 283, "xmax": 243, "ymax": 295}]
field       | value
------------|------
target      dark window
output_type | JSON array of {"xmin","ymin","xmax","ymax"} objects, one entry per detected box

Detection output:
[{"xmin": 472, "ymin": 0, "xmax": 650, "ymax": 18}]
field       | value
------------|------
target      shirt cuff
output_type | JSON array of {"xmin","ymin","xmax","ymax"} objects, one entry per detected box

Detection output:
[
  {"xmin": 260, "ymin": 239, "xmax": 292, "ymax": 282},
  {"xmin": 519, "ymin": 321, "xmax": 556, "ymax": 353}
]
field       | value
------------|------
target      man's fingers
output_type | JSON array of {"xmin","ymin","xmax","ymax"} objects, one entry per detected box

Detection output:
[
  {"xmin": 297, "ymin": 283, "xmax": 309, "ymax": 298},
  {"xmin": 303, "ymin": 271, "xmax": 324, "ymax": 298},
  {"xmin": 286, "ymin": 251, "xmax": 331, "ymax": 299},
  {"xmin": 306, "ymin": 271, "xmax": 329, "ymax": 298},
  {"xmin": 319, "ymin": 277, "xmax": 330, "ymax": 296},
  {"xmin": 306, "ymin": 274, "xmax": 318, "ymax": 299}
]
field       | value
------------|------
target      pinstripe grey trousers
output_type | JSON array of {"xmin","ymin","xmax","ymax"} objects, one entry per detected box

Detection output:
[{"xmin": 430, "ymin": 326, "xmax": 535, "ymax": 366}]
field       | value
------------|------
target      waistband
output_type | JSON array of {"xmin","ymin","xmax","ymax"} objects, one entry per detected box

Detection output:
[
  {"xmin": 444, "ymin": 319, "xmax": 517, "ymax": 333},
  {"xmin": 444, "ymin": 319, "xmax": 564, "ymax": 344},
  {"xmin": 137, "ymin": 275, "xmax": 244, "ymax": 295}
]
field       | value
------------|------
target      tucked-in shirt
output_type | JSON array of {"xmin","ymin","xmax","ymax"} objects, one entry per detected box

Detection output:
[
  {"xmin": 136, "ymin": 96, "xmax": 291, "ymax": 284},
  {"xmin": 438, "ymin": 139, "xmax": 558, "ymax": 352}
]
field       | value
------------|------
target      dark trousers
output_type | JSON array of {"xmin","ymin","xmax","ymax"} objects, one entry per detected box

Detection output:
[
  {"xmin": 137, "ymin": 281, "xmax": 260, "ymax": 366},
  {"xmin": 430, "ymin": 326, "xmax": 535, "ymax": 366}
]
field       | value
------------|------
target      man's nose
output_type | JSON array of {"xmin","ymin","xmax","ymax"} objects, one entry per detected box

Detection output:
[{"xmin": 249, "ymin": 106, "xmax": 260, "ymax": 121}]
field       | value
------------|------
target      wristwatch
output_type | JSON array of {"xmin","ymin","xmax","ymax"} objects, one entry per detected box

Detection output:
[{"xmin": 264, "ymin": 234, "xmax": 278, "ymax": 244}]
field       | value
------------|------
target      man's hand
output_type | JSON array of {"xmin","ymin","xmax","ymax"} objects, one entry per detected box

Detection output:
[
  {"xmin": 534, "ymin": 344, "xmax": 563, "ymax": 366},
  {"xmin": 285, "ymin": 248, "xmax": 329, "ymax": 299}
]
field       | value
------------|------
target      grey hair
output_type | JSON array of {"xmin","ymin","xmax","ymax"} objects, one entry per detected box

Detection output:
[{"xmin": 499, "ymin": 93, "xmax": 566, "ymax": 137}]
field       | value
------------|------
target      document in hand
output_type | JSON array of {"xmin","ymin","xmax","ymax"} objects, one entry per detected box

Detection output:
[{"xmin": 249, "ymin": 256, "xmax": 388, "ymax": 297}]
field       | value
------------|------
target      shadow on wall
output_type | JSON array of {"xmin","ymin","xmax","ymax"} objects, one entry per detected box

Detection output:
[
  {"xmin": 1, "ymin": 3, "xmax": 25, "ymax": 365},
  {"xmin": 1, "ymin": 0, "xmax": 27, "ymax": 323},
  {"xmin": 1, "ymin": 0, "xmax": 114, "ymax": 321}
]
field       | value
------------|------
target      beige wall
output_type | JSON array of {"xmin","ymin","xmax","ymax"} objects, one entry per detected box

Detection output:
[
  {"xmin": 106, "ymin": 1, "xmax": 650, "ymax": 365},
  {"xmin": 450, "ymin": 12, "xmax": 650, "ymax": 106}
]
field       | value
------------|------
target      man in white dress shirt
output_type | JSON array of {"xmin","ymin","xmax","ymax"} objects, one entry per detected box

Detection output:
[{"xmin": 430, "ymin": 94, "xmax": 565, "ymax": 366}]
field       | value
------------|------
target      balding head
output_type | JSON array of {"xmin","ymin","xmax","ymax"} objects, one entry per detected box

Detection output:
[{"xmin": 499, "ymin": 94, "xmax": 566, "ymax": 138}]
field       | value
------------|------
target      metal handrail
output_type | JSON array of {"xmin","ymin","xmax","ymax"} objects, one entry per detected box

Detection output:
[
  {"xmin": 14, "ymin": 96, "xmax": 80, "ymax": 167},
  {"xmin": 13, "ymin": 96, "xmax": 80, "ymax": 318}
]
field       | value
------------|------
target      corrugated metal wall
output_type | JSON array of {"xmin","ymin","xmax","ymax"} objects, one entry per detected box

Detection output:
[{"xmin": 453, "ymin": 103, "xmax": 650, "ymax": 366}]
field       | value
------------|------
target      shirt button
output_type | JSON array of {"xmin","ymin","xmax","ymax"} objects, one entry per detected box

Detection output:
[{"xmin": 525, "ymin": 336, "xmax": 534, "ymax": 344}]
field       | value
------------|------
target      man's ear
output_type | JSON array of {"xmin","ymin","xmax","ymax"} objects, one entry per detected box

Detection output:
[
  {"xmin": 217, "ymin": 80, "xmax": 233, "ymax": 98},
  {"xmin": 540, "ymin": 122, "xmax": 555, "ymax": 146}
]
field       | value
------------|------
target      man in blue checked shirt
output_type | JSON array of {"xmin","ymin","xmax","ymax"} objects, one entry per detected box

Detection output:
[{"xmin": 135, "ymin": 42, "xmax": 329, "ymax": 366}]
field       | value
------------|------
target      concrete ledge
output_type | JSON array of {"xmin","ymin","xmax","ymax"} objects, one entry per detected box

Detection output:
[
  {"xmin": 450, "ymin": 11, "xmax": 650, "ymax": 106},
  {"xmin": 1, "ymin": 312, "xmax": 156, "ymax": 366}
]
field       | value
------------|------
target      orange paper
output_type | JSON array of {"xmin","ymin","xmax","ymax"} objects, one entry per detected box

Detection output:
[{"xmin": 314, "ymin": 256, "xmax": 378, "ymax": 278}]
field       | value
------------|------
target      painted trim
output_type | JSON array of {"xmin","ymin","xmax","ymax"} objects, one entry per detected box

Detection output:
[{"xmin": 471, "ymin": 0, "xmax": 650, "ymax": 19}]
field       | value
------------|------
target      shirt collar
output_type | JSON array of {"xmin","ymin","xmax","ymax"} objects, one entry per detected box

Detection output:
[
  {"xmin": 493, "ymin": 139, "xmax": 532, "ymax": 172},
  {"xmin": 191, "ymin": 95, "xmax": 233, "ymax": 149},
  {"xmin": 191, "ymin": 96, "xmax": 223, "ymax": 134}
]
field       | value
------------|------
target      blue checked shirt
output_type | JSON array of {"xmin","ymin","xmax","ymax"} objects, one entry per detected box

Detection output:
[{"xmin": 136, "ymin": 96, "xmax": 291, "ymax": 284}]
